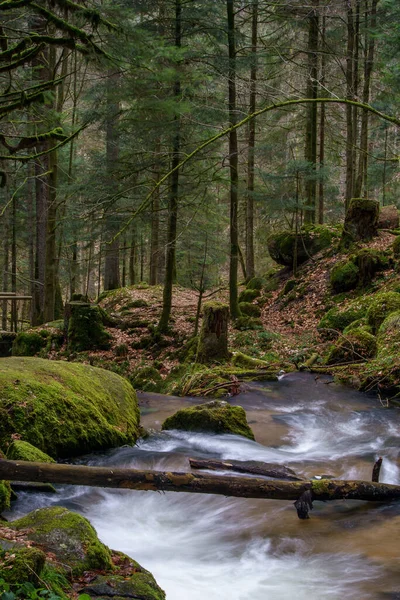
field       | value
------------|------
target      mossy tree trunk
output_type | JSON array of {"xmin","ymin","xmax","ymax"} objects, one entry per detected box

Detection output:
[{"xmin": 197, "ymin": 302, "xmax": 230, "ymax": 363}]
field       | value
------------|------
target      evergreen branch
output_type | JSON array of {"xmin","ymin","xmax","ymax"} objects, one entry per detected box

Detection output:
[
  {"xmin": 0, "ymin": 44, "xmax": 43, "ymax": 72},
  {"xmin": 0, "ymin": 76, "xmax": 64, "ymax": 103},
  {"xmin": 110, "ymin": 97, "xmax": 400, "ymax": 243}
]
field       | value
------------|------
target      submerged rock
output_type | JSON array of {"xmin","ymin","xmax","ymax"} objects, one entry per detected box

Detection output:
[
  {"xmin": 162, "ymin": 400, "xmax": 255, "ymax": 440},
  {"xmin": 0, "ymin": 357, "xmax": 141, "ymax": 458}
]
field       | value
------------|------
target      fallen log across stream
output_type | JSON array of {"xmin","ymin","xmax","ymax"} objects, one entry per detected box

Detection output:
[
  {"xmin": 188, "ymin": 457, "xmax": 305, "ymax": 481},
  {"xmin": 1, "ymin": 459, "xmax": 400, "ymax": 520}
]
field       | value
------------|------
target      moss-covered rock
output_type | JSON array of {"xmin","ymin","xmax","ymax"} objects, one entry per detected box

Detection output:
[
  {"xmin": 330, "ymin": 261, "xmax": 360, "ymax": 293},
  {"xmin": 125, "ymin": 298, "xmax": 148, "ymax": 308},
  {"xmin": 238, "ymin": 288, "xmax": 260, "ymax": 303},
  {"xmin": 0, "ymin": 546, "xmax": 47, "ymax": 586},
  {"xmin": 351, "ymin": 248, "xmax": 389, "ymax": 287},
  {"xmin": 12, "ymin": 331, "xmax": 47, "ymax": 357},
  {"xmin": 0, "ymin": 357, "xmax": 140, "ymax": 458},
  {"xmin": 7, "ymin": 440, "xmax": 55, "ymax": 463},
  {"xmin": 233, "ymin": 316, "xmax": 263, "ymax": 330},
  {"xmin": 238, "ymin": 302, "xmax": 261, "ymax": 318},
  {"xmin": 392, "ymin": 236, "xmax": 400, "ymax": 258},
  {"xmin": 162, "ymin": 400, "xmax": 255, "ymax": 440},
  {"xmin": 324, "ymin": 329, "xmax": 377, "ymax": 365},
  {"xmin": 130, "ymin": 365, "xmax": 163, "ymax": 392},
  {"xmin": 318, "ymin": 296, "xmax": 374, "ymax": 335},
  {"xmin": 377, "ymin": 311, "xmax": 400, "ymax": 358},
  {"xmin": 11, "ymin": 507, "xmax": 112, "ymax": 576},
  {"xmin": 343, "ymin": 318, "xmax": 372, "ymax": 335},
  {"xmin": 366, "ymin": 292, "xmax": 400, "ymax": 334},
  {"xmin": 267, "ymin": 225, "xmax": 339, "ymax": 267},
  {"xmin": 65, "ymin": 302, "xmax": 111, "ymax": 352},
  {"xmin": 340, "ymin": 198, "xmax": 379, "ymax": 250},
  {"xmin": 197, "ymin": 302, "xmax": 230, "ymax": 364},
  {"xmin": 246, "ymin": 276, "xmax": 265, "ymax": 290}
]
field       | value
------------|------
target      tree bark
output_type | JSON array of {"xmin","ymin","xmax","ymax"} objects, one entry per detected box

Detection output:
[
  {"xmin": 1, "ymin": 459, "xmax": 400, "ymax": 505},
  {"xmin": 189, "ymin": 458, "xmax": 304, "ymax": 481}
]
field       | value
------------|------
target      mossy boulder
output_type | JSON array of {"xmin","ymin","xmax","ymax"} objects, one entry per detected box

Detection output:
[
  {"xmin": 318, "ymin": 296, "xmax": 374, "ymax": 335},
  {"xmin": 7, "ymin": 440, "xmax": 55, "ymax": 463},
  {"xmin": 125, "ymin": 298, "xmax": 149, "ymax": 309},
  {"xmin": 339, "ymin": 198, "xmax": 379, "ymax": 250},
  {"xmin": 130, "ymin": 365, "xmax": 163, "ymax": 392},
  {"xmin": 0, "ymin": 331, "xmax": 16, "ymax": 357},
  {"xmin": 12, "ymin": 331, "xmax": 47, "ymax": 357},
  {"xmin": 343, "ymin": 318, "xmax": 372, "ymax": 335},
  {"xmin": 233, "ymin": 316, "xmax": 263, "ymax": 330},
  {"xmin": 197, "ymin": 302, "xmax": 230, "ymax": 364},
  {"xmin": 238, "ymin": 288, "xmax": 260, "ymax": 303},
  {"xmin": 246, "ymin": 276, "xmax": 265, "ymax": 290},
  {"xmin": 11, "ymin": 507, "xmax": 112, "ymax": 576},
  {"xmin": 162, "ymin": 400, "xmax": 255, "ymax": 440},
  {"xmin": 324, "ymin": 329, "xmax": 377, "ymax": 365},
  {"xmin": 366, "ymin": 292, "xmax": 400, "ymax": 334},
  {"xmin": 0, "ymin": 357, "xmax": 140, "ymax": 458},
  {"xmin": 392, "ymin": 236, "xmax": 400, "ymax": 258},
  {"xmin": 0, "ymin": 546, "xmax": 46, "ymax": 586},
  {"xmin": 267, "ymin": 225, "xmax": 338, "ymax": 267},
  {"xmin": 238, "ymin": 302, "xmax": 261, "ymax": 318},
  {"xmin": 330, "ymin": 261, "xmax": 360, "ymax": 293},
  {"xmin": 65, "ymin": 302, "xmax": 111, "ymax": 352},
  {"xmin": 377, "ymin": 311, "xmax": 400, "ymax": 358}
]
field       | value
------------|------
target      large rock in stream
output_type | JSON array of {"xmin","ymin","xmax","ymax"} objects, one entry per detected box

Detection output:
[
  {"xmin": 162, "ymin": 400, "xmax": 255, "ymax": 440},
  {"xmin": 0, "ymin": 357, "xmax": 141, "ymax": 458},
  {"xmin": 0, "ymin": 507, "xmax": 165, "ymax": 600}
]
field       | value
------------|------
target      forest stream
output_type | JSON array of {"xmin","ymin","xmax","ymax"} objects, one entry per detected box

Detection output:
[{"xmin": 5, "ymin": 372, "xmax": 400, "ymax": 600}]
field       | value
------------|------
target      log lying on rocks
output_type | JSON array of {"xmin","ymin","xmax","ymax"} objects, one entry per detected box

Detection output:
[
  {"xmin": 189, "ymin": 458, "xmax": 305, "ymax": 481},
  {"xmin": 1, "ymin": 459, "xmax": 400, "ymax": 506}
]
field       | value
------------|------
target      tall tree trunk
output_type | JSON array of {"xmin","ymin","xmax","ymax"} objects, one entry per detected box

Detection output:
[
  {"xmin": 318, "ymin": 12, "xmax": 326, "ymax": 224},
  {"xmin": 245, "ymin": 0, "xmax": 258, "ymax": 280},
  {"xmin": 158, "ymin": 0, "xmax": 181, "ymax": 332},
  {"xmin": 227, "ymin": 0, "xmax": 240, "ymax": 320},
  {"xmin": 150, "ymin": 140, "xmax": 161, "ymax": 285},
  {"xmin": 304, "ymin": 0, "xmax": 319, "ymax": 224},
  {"xmin": 345, "ymin": 0, "xmax": 356, "ymax": 208},
  {"xmin": 129, "ymin": 229, "xmax": 136, "ymax": 286},
  {"xmin": 2, "ymin": 185, "xmax": 10, "ymax": 330},
  {"xmin": 11, "ymin": 194, "xmax": 17, "ymax": 332},
  {"xmin": 104, "ymin": 70, "xmax": 121, "ymax": 291}
]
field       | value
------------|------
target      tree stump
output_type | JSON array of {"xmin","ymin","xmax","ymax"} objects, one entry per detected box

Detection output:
[
  {"xmin": 197, "ymin": 302, "xmax": 230, "ymax": 363},
  {"xmin": 64, "ymin": 302, "xmax": 111, "ymax": 352},
  {"xmin": 340, "ymin": 198, "xmax": 379, "ymax": 250}
]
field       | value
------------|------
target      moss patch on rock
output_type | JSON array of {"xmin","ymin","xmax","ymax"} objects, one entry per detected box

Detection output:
[
  {"xmin": 12, "ymin": 331, "xmax": 47, "ymax": 357},
  {"xmin": 162, "ymin": 400, "xmax": 255, "ymax": 440},
  {"xmin": 246, "ymin": 276, "xmax": 265, "ymax": 290},
  {"xmin": 130, "ymin": 365, "xmax": 163, "ymax": 392},
  {"xmin": 324, "ymin": 329, "xmax": 377, "ymax": 365},
  {"xmin": 233, "ymin": 316, "xmax": 263, "ymax": 330},
  {"xmin": 377, "ymin": 311, "xmax": 400, "ymax": 358},
  {"xmin": 0, "ymin": 547, "xmax": 46, "ymax": 586},
  {"xmin": 238, "ymin": 288, "xmax": 260, "ymax": 303},
  {"xmin": 238, "ymin": 302, "xmax": 261, "ymax": 318},
  {"xmin": 7, "ymin": 440, "xmax": 55, "ymax": 463},
  {"xmin": 0, "ymin": 357, "xmax": 140, "ymax": 458},
  {"xmin": 366, "ymin": 291, "xmax": 400, "ymax": 334},
  {"xmin": 267, "ymin": 225, "xmax": 339, "ymax": 267},
  {"xmin": 330, "ymin": 261, "xmax": 360, "ymax": 293},
  {"xmin": 318, "ymin": 296, "xmax": 374, "ymax": 335}
]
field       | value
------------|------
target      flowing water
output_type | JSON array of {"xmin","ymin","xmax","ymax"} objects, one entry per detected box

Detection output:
[{"xmin": 6, "ymin": 372, "xmax": 400, "ymax": 599}]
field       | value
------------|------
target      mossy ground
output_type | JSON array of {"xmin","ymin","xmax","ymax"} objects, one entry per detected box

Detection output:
[{"xmin": 0, "ymin": 357, "xmax": 140, "ymax": 458}]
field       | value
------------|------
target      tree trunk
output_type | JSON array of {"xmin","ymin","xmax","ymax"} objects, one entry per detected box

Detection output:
[
  {"xmin": 189, "ymin": 458, "xmax": 304, "ymax": 481},
  {"xmin": 345, "ymin": 0, "xmax": 356, "ymax": 208},
  {"xmin": 227, "ymin": 0, "xmax": 241, "ymax": 320},
  {"xmin": 318, "ymin": 12, "xmax": 326, "ymax": 225},
  {"xmin": 197, "ymin": 301, "xmax": 230, "ymax": 363}
]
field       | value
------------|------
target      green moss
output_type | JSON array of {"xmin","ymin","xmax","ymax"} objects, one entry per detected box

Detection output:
[
  {"xmin": 238, "ymin": 302, "xmax": 261, "ymax": 317},
  {"xmin": 0, "ymin": 479, "xmax": 11, "ymax": 513},
  {"xmin": 238, "ymin": 288, "xmax": 260, "ymax": 303},
  {"xmin": 377, "ymin": 311, "xmax": 400, "ymax": 358},
  {"xmin": 330, "ymin": 260, "xmax": 359, "ymax": 293},
  {"xmin": 66, "ymin": 302, "xmax": 111, "ymax": 352},
  {"xmin": 7, "ymin": 440, "xmax": 55, "ymax": 463},
  {"xmin": 12, "ymin": 332, "xmax": 47, "ymax": 357},
  {"xmin": 393, "ymin": 236, "xmax": 400, "ymax": 258},
  {"xmin": 233, "ymin": 316, "xmax": 263, "ymax": 330},
  {"xmin": 246, "ymin": 276, "xmax": 265, "ymax": 290},
  {"xmin": 366, "ymin": 291, "xmax": 400, "ymax": 333},
  {"xmin": 232, "ymin": 352, "xmax": 270, "ymax": 369},
  {"xmin": 311, "ymin": 479, "xmax": 331, "ymax": 495},
  {"xmin": 130, "ymin": 365, "xmax": 163, "ymax": 392},
  {"xmin": 267, "ymin": 225, "xmax": 339, "ymax": 266},
  {"xmin": 11, "ymin": 507, "xmax": 112, "ymax": 576},
  {"xmin": 162, "ymin": 400, "xmax": 255, "ymax": 440},
  {"xmin": 318, "ymin": 296, "xmax": 374, "ymax": 335},
  {"xmin": 197, "ymin": 302, "xmax": 230, "ymax": 364},
  {"xmin": 0, "ymin": 357, "xmax": 140, "ymax": 458},
  {"xmin": 0, "ymin": 547, "xmax": 46, "ymax": 586},
  {"xmin": 125, "ymin": 299, "xmax": 148, "ymax": 308},
  {"xmin": 343, "ymin": 318, "xmax": 372, "ymax": 335},
  {"xmin": 282, "ymin": 279, "xmax": 297, "ymax": 295},
  {"xmin": 324, "ymin": 329, "xmax": 377, "ymax": 365}
]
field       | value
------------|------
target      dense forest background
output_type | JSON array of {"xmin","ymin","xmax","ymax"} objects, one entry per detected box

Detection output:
[{"xmin": 1, "ymin": 0, "xmax": 399, "ymax": 331}]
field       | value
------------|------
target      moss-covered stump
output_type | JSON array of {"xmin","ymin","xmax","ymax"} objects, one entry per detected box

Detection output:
[
  {"xmin": 64, "ymin": 301, "xmax": 111, "ymax": 352},
  {"xmin": 0, "ymin": 357, "xmax": 140, "ymax": 458},
  {"xmin": 0, "ymin": 546, "xmax": 46, "ymax": 586},
  {"xmin": 324, "ymin": 329, "xmax": 377, "ymax": 365},
  {"xmin": 377, "ymin": 311, "xmax": 400, "ymax": 358},
  {"xmin": 366, "ymin": 291, "xmax": 400, "ymax": 334},
  {"xmin": 0, "ymin": 331, "xmax": 16, "ymax": 358},
  {"xmin": 11, "ymin": 507, "xmax": 112, "ymax": 576},
  {"xmin": 377, "ymin": 204, "xmax": 399, "ymax": 230},
  {"xmin": 197, "ymin": 302, "xmax": 230, "ymax": 364},
  {"xmin": 267, "ymin": 225, "xmax": 338, "ymax": 267},
  {"xmin": 162, "ymin": 400, "xmax": 255, "ymax": 440},
  {"xmin": 339, "ymin": 198, "xmax": 379, "ymax": 250},
  {"xmin": 130, "ymin": 365, "xmax": 163, "ymax": 392},
  {"xmin": 7, "ymin": 440, "xmax": 55, "ymax": 463},
  {"xmin": 330, "ymin": 261, "xmax": 360, "ymax": 293}
]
